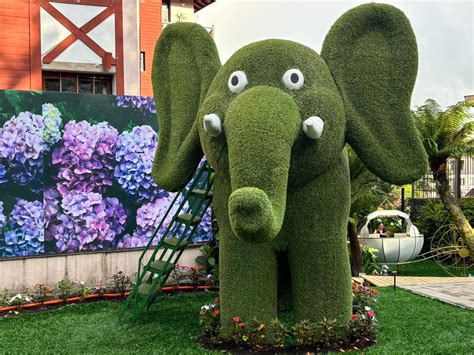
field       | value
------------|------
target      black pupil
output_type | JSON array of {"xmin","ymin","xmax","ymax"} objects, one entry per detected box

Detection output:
[
  {"xmin": 290, "ymin": 73, "xmax": 299, "ymax": 84},
  {"xmin": 231, "ymin": 75, "xmax": 239, "ymax": 86}
]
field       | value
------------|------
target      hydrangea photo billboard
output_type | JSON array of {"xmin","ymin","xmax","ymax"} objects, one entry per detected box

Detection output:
[{"xmin": 0, "ymin": 90, "xmax": 212, "ymax": 258}]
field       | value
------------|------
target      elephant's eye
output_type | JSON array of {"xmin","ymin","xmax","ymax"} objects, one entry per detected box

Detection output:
[
  {"xmin": 282, "ymin": 68, "xmax": 304, "ymax": 90},
  {"xmin": 228, "ymin": 71, "xmax": 248, "ymax": 93}
]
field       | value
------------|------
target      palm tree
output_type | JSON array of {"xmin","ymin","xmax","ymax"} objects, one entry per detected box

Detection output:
[
  {"xmin": 347, "ymin": 147, "xmax": 392, "ymax": 275},
  {"xmin": 413, "ymin": 99, "xmax": 474, "ymax": 251}
]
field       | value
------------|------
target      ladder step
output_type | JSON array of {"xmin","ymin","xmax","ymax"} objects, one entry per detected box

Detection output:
[
  {"xmin": 176, "ymin": 213, "xmax": 202, "ymax": 226},
  {"xmin": 137, "ymin": 283, "xmax": 155, "ymax": 296},
  {"xmin": 163, "ymin": 237, "xmax": 188, "ymax": 249},
  {"xmin": 190, "ymin": 189, "xmax": 213, "ymax": 199},
  {"xmin": 147, "ymin": 260, "xmax": 175, "ymax": 274}
]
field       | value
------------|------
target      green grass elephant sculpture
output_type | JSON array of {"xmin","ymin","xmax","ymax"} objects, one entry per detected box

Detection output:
[{"xmin": 151, "ymin": 3, "xmax": 428, "ymax": 333}]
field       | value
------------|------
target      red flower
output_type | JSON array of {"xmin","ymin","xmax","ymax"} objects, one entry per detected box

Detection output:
[
  {"xmin": 367, "ymin": 311, "xmax": 375, "ymax": 317},
  {"xmin": 352, "ymin": 314, "xmax": 359, "ymax": 319},
  {"xmin": 239, "ymin": 322, "xmax": 245, "ymax": 329},
  {"xmin": 214, "ymin": 297, "xmax": 220, "ymax": 303},
  {"xmin": 213, "ymin": 309, "xmax": 220, "ymax": 316},
  {"xmin": 233, "ymin": 316, "xmax": 240, "ymax": 322},
  {"xmin": 372, "ymin": 289, "xmax": 379, "ymax": 295},
  {"xmin": 193, "ymin": 265, "xmax": 199, "ymax": 271}
]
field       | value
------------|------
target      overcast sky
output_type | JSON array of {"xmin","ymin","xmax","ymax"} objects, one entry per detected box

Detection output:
[{"xmin": 196, "ymin": 0, "xmax": 473, "ymax": 108}]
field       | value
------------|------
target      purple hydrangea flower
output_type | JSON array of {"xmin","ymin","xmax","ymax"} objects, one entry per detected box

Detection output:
[
  {"xmin": 117, "ymin": 194, "xmax": 179, "ymax": 249},
  {"xmin": 193, "ymin": 207, "xmax": 212, "ymax": 243},
  {"xmin": 0, "ymin": 201, "xmax": 6, "ymax": 234},
  {"xmin": 46, "ymin": 192, "xmax": 126, "ymax": 252},
  {"xmin": 42, "ymin": 103, "xmax": 62, "ymax": 149},
  {"xmin": 0, "ymin": 112, "xmax": 44, "ymax": 188},
  {"xmin": 52, "ymin": 121, "xmax": 118, "ymax": 197},
  {"xmin": 43, "ymin": 187, "xmax": 60, "ymax": 232},
  {"xmin": 0, "ymin": 162, "xmax": 7, "ymax": 184},
  {"xmin": 114, "ymin": 125, "xmax": 166, "ymax": 203},
  {"xmin": 116, "ymin": 96, "xmax": 156, "ymax": 115},
  {"xmin": 0, "ymin": 200, "xmax": 45, "ymax": 257}
]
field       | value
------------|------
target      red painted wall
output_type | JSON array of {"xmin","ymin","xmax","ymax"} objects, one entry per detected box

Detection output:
[
  {"xmin": 0, "ymin": 0, "xmax": 41, "ymax": 91},
  {"xmin": 139, "ymin": 0, "xmax": 162, "ymax": 97}
]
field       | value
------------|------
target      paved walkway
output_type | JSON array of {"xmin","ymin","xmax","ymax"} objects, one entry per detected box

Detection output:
[
  {"xmin": 360, "ymin": 275, "xmax": 474, "ymax": 310},
  {"xmin": 362, "ymin": 275, "xmax": 474, "ymax": 287},
  {"xmin": 401, "ymin": 282, "xmax": 474, "ymax": 310}
]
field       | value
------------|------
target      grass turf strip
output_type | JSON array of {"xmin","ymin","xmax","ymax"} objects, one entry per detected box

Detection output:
[{"xmin": 0, "ymin": 289, "xmax": 472, "ymax": 354}]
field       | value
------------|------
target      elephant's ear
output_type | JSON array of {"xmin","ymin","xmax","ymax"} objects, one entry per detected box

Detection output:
[
  {"xmin": 151, "ymin": 22, "xmax": 221, "ymax": 191},
  {"xmin": 321, "ymin": 3, "xmax": 428, "ymax": 185}
]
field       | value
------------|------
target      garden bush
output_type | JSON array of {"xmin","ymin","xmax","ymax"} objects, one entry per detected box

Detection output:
[{"xmin": 416, "ymin": 199, "xmax": 474, "ymax": 251}]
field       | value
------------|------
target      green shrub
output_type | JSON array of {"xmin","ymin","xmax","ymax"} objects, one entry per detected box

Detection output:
[
  {"xmin": 362, "ymin": 246, "xmax": 381, "ymax": 274},
  {"xmin": 416, "ymin": 199, "xmax": 474, "ymax": 250},
  {"xmin": 57, "ymin": 278, "xmax": 74, "ymax": 301}
]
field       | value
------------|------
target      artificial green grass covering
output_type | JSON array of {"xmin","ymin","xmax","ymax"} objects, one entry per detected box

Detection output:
[
  {"xmin": 151, "ymin": 3, "xmax": 427, "ymax": 334},
  {"xmin": 1, "ymin": 290, "xmax": 473, "ymax": 354},
  {"xmin": 321, "ymin": 3, "xmax": 428, "ymax": 185},
  {"xmin": 151, "ymin": 22, "xmax": 221, "ymax": 191}
]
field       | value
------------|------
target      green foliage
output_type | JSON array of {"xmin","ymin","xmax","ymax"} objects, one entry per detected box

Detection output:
[
  {"xmin": 416, "ymin": 199, "xmax": 474, "ymax": 248},
  {"xmin": 199, "ymin": 297, "xmax": 221, "ymax": 343},
  {"xmin": 195, "ymin": 243, "xmax": 218, "ymax": 282},
  {"xmin": 0, "ymin": 288, "xmax": 9, "ymax": 306},
  {"xmin": 414, "ymin": 99, "xmax": 474, "ymax": 162},
  {"xmin": 321, "ymin": 3, "xmax": 428, "ymax": 185},
  {"xmin": 195, "ymin": 212, "xmax": 220, "ymax": 280},
  {"xmin": 151, "ymin": 22, "xmax": 221, "ymax": 191},
  {"xmin": 78, "ymin": 282, "xmax": 92, "ymax": 301},
  {"xmin": 293, "ymin": 320, "xmax": 319, "ymax": 346},
  {"xmin": 362, "ymin": 246, "xmax": 382, "ymax": 274},
  {"xmin": 33, "ymin": 284, "xmax": 53, "ymax": 303},
  {"xmin": 268, "ymin": 319, "xmax": 291, "ymax": 348},
  {"xmin": 56, "ymin": 278, "xmax": 74, "ymax": 301},
  {"xmin": 112, "ymin": 271, "xmax": 130, "ymax": 294}
]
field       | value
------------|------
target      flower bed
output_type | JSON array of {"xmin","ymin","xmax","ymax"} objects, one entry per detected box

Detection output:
[
  {"xmin": 0, "ymin": 267, "xmax": 218, "ymax": 315},
  {"xmin": 198, "ymin": 280, "xmax": 378, "ymax": 352}
]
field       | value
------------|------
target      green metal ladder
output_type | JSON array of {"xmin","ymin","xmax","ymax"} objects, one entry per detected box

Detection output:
[{"xmin": 119, "ymin": 161, "xmax": 214, "ymax": 322}]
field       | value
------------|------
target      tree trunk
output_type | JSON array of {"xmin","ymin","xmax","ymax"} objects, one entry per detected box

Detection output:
[
  {"xmin": 348, "ymin": 221, "xmax": 363, "ymax": 276},
  {"xmin": 433, "ymin": 161, "xmax": 474, "ymax": 251}
]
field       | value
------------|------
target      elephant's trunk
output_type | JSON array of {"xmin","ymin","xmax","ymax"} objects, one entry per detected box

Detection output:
[{"xmin": 224, "ymin": 86, "xmax": 301, "ymax": 243}]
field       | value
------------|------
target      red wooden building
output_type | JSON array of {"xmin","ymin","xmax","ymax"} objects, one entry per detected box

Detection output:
[{"xmin": 0, "ymin": 0, "xmax": 214, "ymax": 96}]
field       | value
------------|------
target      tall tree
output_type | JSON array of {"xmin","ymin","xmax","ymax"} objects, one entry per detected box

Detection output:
[{"xmin": 413, "ymin": 99, "xmax": 474, "ymax": 251}]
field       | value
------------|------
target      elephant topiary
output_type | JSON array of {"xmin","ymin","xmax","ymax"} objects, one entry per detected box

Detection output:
[{"xmin": 151, "ymin": 3, "xmax": 428, "ymax": 333}]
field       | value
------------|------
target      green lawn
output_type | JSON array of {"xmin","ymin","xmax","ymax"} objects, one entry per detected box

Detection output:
[
  {"xmin": 391, "ymin": 259, "xmax": 473, "ymax": 277},
  {"xmin": 1, "ymin": 289, "xmax": 473, "ymax": 354}
]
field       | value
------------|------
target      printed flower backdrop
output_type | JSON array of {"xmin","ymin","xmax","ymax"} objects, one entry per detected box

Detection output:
[{"xmin": 0, "ymin": 92, "xmax": 212, "ymax": 257}]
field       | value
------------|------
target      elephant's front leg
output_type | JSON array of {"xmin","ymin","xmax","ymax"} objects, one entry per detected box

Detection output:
[
  {"xmin": 220, "ymin": 236, "xmax": 278, "ymax": 333},
  {"xmin": 286, "ymin": 156, "xmax": 352, "ymax": 324},
  {"xmin": 288, "ymin": 234, "xmax": 352, "ymax": 323}
]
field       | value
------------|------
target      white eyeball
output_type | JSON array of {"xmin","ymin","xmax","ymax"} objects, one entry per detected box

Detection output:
[
  {"xmin": 228, "ymin": 71, "xmax": 248, "ymax": 94},
  {"xmin": 282, "ymin": 68, "xmax": 304, "ymax": 90}
]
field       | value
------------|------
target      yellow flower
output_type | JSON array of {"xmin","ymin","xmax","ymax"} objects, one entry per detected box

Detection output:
[
  {"xmin": 257, "ymin": 323, "xmax": 266, "ymax": 331},
  {"xmin": 242, "ymin": 335, "xmax": 249, "ymax": 342}
]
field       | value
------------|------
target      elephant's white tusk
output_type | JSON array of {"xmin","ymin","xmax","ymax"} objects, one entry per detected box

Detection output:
[
  {"xmin": 203, "ymin": 113, "xmax": 222, "ymax": 137},
  {"xmin": 302, "ymin": 116, "xmax": 324, "ymax": 139}
]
